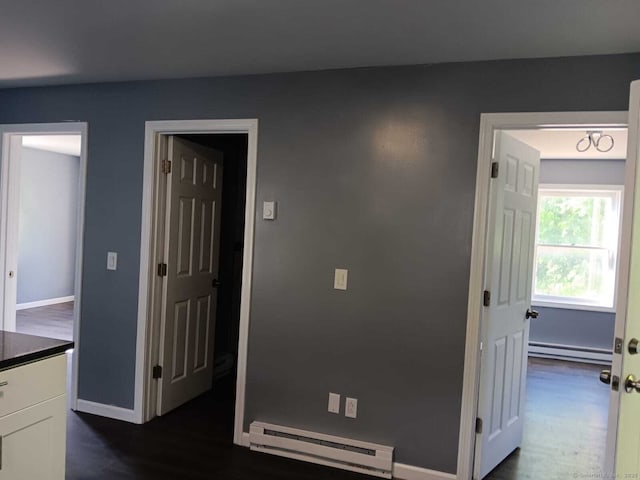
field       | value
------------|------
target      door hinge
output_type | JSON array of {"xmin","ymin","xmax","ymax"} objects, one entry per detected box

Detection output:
[
  {"xmin": 483, "ymin": 290, "xmax": 491, "ymax": 307},
  {"xmin": 161, "ymin": 159, "xmax": 172, "ymax": 174},
  {"xmin": 152, "ymin": 365, "xmax": 162, "ymax": 379},
  {"xmin": 491, "ymin": 162, "xmax": 499, "ymax": 178},
  {"xmin": 157, "ymin": 263, "xmax": 167, "ymax": 277},
  {"xmin": 475, "ymin": 417, "xmax": 483, "ymax": 434}
]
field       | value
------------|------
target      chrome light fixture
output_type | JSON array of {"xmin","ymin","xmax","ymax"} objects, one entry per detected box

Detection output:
[{"xmin": 576, "ymin": 130, "xmax": 614, "ymax": 153}]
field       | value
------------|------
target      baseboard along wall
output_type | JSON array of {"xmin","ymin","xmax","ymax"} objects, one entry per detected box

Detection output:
[{"xmin": 16, "ymin": 295, "xmax": 74, "ymax": 310}]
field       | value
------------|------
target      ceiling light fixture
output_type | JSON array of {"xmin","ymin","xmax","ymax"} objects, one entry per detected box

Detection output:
[{"xmin": 576, "ymin": 130, "xmax": 614, "ymax": 153}]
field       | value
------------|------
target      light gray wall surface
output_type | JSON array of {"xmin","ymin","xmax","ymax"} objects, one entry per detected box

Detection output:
[
  {"xmin": 539, "ymin": 158, "xmax": 626, "ymax": 185},
  {"xmin": 0, "ymin": 53, "xmax": 638, "ymax": 473},
  {"xmin": 531, "ymin": 158, "xmax": 625, "ymax": 351},
  {"xmin": 17, "ymin": 147, "xmax": 79, "ymax": 304}
]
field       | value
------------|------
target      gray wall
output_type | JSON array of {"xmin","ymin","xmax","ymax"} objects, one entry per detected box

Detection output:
[
  {"xmin": 0, "ymin": 53, "xmax": 638, "ymax": 473},
  {"xmin": 17, "ymin": 147, "xmax": 79, "ymax": 304},
  {"xmin": 531, "ymin": 158, "xmax": 625, "ymax": 351}
]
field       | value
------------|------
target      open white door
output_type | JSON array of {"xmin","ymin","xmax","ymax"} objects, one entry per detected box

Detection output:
[
  {"xmin": 474, "ymin": 131, "xmax": 541, "ymax": 479},
  {"xmin": 0, "ymin": 135, "xmax": 22, "ymax": 332},
  {"xmin": 157, "ymin": 136, "xmax": 223, "ymax": 416},
  {"xmin": 611, "ymin": 80, "xmax": 640, "ymax": 475}
]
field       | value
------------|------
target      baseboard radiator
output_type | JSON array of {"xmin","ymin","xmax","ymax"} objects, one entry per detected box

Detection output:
[
  {"xmin": 528, "ymin": 341, "xmax": 612, "ymax": 365},
  {"xmin": 249, "ymin": 421, "xmax": 394, "ymax": 478}
]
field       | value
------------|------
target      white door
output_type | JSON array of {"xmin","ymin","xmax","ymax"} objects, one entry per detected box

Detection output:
[
  {"xmin": 157, "ymin": 136, "xmax": 223, "ymax": 416},
  {"xmin": 612, "ymin": 80, "xmax": 640, "ymax": 475},
  {"xmin": 474, "ymin": 131, "xmax": 541, "ymax": 479},
  {"xmin": 1, "ymin": 135, "xmax": 22, "ymax": 332}
]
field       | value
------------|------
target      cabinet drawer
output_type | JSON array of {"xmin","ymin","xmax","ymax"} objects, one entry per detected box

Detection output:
[
  {"xmin": 0, "ymin": 355, "xmax": 66, "ymax": 417},
  {"xmin": 0, "ymin": 394, "xmax": 66, "ymax": 480}
]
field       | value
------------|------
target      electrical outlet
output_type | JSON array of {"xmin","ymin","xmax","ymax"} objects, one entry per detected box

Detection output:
[
  {"xmin": 345, "ymin": 397, "xmax": 358, "ymax": 419},
  {"xmin": 328, "ymin": 393, "xmax": 340, "ymax": 414},
  {"xmin": 263, "ymin": 201, "xmax": 276, "ymax": 220}
]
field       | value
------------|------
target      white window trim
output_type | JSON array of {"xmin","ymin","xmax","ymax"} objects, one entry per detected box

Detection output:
[{"xmin": 532, "ymin": 183, "xmax": 624, "ymax": 313}]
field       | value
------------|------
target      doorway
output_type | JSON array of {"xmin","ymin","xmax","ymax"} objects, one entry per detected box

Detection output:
[
  {"xmin": 134, "ymin": 120, "xmax": 258, "ymax": 445},
  {"xmin": 0, "ymin": 122, "xmax": 88, "ymax": 410},
  {"xmin": 483, "ymin": 126, "xmax": 626, "ymax": 479},
  {"xmin": 456, "ymin": 112, "xmax": 631, "ymax": 480},
  {"xmin": 14, "ymin": 134, "xmax": 81, "ymax": 341}
]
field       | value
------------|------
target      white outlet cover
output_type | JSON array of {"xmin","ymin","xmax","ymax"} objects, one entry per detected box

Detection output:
[
  {"xmin": 328, "ymin": 392, "xmax": 340, "ymax": 414},
  {"xmin": 334, "ymin": 268, "xmax": 348, "ymax": 290},
  {"xmin": 107, "ymin": 251, "xmax": 118, "ymax": 271},
  {"xmin": 263, "ymin": 201, "xmax": 276, "ymax": 220},
  {"xmin": 345, "ymin": 397, "xmax": 358, "ymax": 418}
]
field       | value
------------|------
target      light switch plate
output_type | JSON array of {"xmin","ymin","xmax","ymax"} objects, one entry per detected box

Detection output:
[
  {"xmin": 345, "ymin": 397, "xmax": 358, "ymax": 418},
  {"xmin": 263, "ymin": 201, "xmax": 276, "ymax": 220},
  {"xmin": 107, "ymin": 251, "xmax": 118, "ymax": 271},
  {"xmin": 328, "ymin": 393, "xmax": 340, "ymax": 414},
  {"xmin": 334, "ymin": 268, "xmax": 348, "ymax": 290}
]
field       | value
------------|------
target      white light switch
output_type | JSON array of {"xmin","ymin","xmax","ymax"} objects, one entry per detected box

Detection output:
[
  {"xmin": 334, "ymin": 268, "xmax": 348, "ymax": 290},
  {"xmin": 263, "ymin": 201, "xmax": 276, "ymax": 220},
  {"xmin": 345, "ymin": 397, "xmax": 358, "ymax": 419},
  {"xmin": 107, "ymin": 252, "xmax": 118, "ymax": 271},
  {"xmin": 328, "ymin": 393, "xmax": 341, "ymax": 414}
]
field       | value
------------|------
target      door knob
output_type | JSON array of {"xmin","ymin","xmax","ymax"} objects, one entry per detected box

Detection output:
[
  {"xmin": 625, "ymin": 374, "xmax": 640, "ymax": 393},
  {"xmin": 600, "ymin": 370, "xmax": 612, "ymax": 385},
  {"xmin": 629, "ymin": 338, "xmax": 639, "ymax": 355},
  {"xmin": 212, "ymin": 278, "xmax": 220, "ymax": 288},
  {"xmin": 525, "ymin": 308, "xmax": 539, "ymax": 319}
]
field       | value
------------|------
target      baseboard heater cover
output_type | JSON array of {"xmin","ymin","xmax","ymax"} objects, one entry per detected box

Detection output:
[
  {"xmin": 528, "ymin": 342, "xmax": 612, "ymax": 364},
  {"xmin": 249, "ymin": 421, "xmax": 394, "ymax": 478}
]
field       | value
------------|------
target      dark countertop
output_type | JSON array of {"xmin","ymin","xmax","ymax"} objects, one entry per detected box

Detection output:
[{"xmin": 0, "ymin": 331, "xmax": 73, "ymax": 371}]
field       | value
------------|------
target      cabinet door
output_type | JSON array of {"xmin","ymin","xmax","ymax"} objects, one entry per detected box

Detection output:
[{"xmin": 0, "ymin": 394, "xmax": 66, "ymax": 480}]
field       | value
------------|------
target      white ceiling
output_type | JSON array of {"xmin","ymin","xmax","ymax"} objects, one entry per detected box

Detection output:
[
  {"xmin": 505, "ymin": 129, "xmax": 628, "ymax": 159},
  {"xmin": 22, "ymin": 135, "xmax": 82, "ymax": 157},
  {"xmin": 1, "ymin": 0, "xmax": 639, "ymax": 88}
]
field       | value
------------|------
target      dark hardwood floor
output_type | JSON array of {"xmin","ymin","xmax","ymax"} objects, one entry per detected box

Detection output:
[
  {"xmin": 66, "ymin": 375, "xmax": 368, "ymax": 480},
  {"xmin": 65, "ymin": 358, "xmax": 609, "ymax": 480},
  {"xmin": 16, "ymin": 301, "xmax": 74, "ymax": 340},
  {"xmin": 485, "ymin": 357, "xmax": 609, "ymax": 480}
]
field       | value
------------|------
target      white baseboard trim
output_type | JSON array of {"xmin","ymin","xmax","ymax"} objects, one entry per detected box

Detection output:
[
  {"xmin": 528, "ymin": 342, "xmax": 612, "ymax": 365},
  {"xmin": 393, "ymin": 463, "xmax": 456, "ymax": 480},
  {"xmin": 239, "ymin": 431, "xmax": 251, "ymax": 447},
  {"xmin": 76, "ymin": 399, "xmax": 139, "ymax": 424},
  {"xmin": 16, "ymin": 295, "xmax": 74, "ymax": 310},
  {"xmin": 240, "ymin": 430, "xmax": 454, "ymax": 480}
]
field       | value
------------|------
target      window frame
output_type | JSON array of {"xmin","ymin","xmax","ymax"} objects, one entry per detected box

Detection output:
[{"xmin": 532, "ymin": 183, "xmax": 624, "ymax": 313}]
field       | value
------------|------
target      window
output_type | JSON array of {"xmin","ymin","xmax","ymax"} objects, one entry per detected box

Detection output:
[{"xmin": 533, "ymin": 185, "xmax": 623, "ymax": 310}]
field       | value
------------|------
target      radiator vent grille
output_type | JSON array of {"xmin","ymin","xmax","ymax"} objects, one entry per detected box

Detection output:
[
  {"xmin": 263, "ymin": 429, "xmax": 376, "ymax": 456},
  {"xmin": 250, "ymin": 421, "xmax": 394, "ymax": 478}
]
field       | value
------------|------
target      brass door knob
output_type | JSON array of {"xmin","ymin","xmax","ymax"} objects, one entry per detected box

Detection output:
[
  {"xmin": 625, "ymin": 374, "xmax": 640, "ymax": 393},
  {"xmin": 600, "ymin": 370, "xmax": 612, "ymax": 385}
]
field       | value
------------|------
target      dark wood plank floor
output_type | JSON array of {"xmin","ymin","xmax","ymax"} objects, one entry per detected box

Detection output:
[
  {"xmin": 16, "ymin": 301, "xmax": 74, "ymax": 340},
  {"xmin": 485, "ymin": 357, "xmax": 609, "ymax": 480},
  {"xmin": 65, "ymin": 358, "xmax": 609, "ymax": 480},
  {"xmin": 66, "ymin": 375, "xmax": 368, "ymax": 480}
]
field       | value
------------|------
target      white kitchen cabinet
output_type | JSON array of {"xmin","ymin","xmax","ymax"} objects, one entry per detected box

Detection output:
[{"xmin": 0, "ymin": 354, "xmax": 67, "ymax": 480}]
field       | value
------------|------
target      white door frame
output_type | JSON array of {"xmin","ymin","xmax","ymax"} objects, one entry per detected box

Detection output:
[
  {"xmin": 457, "ymin": 111, "xmax": 629, "ymax": 479},
  {"xmin": 135, "ymin": 119, "xmax": 258, "ymax": 446},
  {"xmin": 0, "ymin": 122, "xmax": 88, "ymax": 412}
]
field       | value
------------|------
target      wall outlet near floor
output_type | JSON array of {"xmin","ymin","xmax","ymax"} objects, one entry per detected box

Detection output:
[
  {"xmin": 328, "ymin": 392, "xmax": 341, "ymax": 414},
  {"xmin": 345, "ymin": 397, "xmax": 358, "ymax": 418}
]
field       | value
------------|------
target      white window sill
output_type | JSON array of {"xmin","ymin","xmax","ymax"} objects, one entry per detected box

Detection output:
[{"xmin": 531, "ymin": 300, "xmax": 616, "ymax": 314}]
